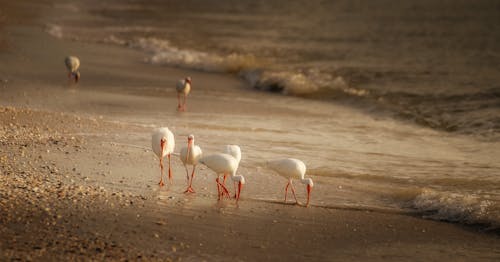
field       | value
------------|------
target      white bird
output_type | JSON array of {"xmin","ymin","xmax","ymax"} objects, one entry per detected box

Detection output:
[
  {"xmin": 267, "ymin": 158, "xmax": 314, "ymax": 207},
  {"xmin": 65, "ymin": 56, "xmax": 80, "ymax": 83},
  {"xmin": 176, "ymin": 77, "xmax": 192, "ymax": 111},
  {"xmin": 151, "ymin": 127, "xmax": 175, "ymax": 186},
  {"xmin": 199, "ymin": 145, "xmax": 245, "ymax": 202},
  {"xmin": 179, "ymin": 134, "xmax": 202, "ymax": 193}
]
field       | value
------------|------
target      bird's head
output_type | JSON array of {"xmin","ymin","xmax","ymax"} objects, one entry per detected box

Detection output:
[
  {"xmin": 305, "ymin": 178, "xmax": 313, "ymax": 188},
  {"xmin": 160, "ymin": 137, "xmax": 167, "ymax": 151},
  {"xmin": 185, "ymin": 77, "xmax": 192, "ymax": 84}
]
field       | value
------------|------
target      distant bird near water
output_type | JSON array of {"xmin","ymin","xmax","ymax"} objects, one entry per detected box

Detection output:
[
  {"xmin": 179, "ymin": 134, "xmax": 203, "ymax": 193},
  {"xmin": 267, "ymin": 158, "xmax": 314, "ymax": 207},
  {"xmin": 176, "ymin": 77, "xmax": 191, "ymax": 111},
  {"xmin": 64, "ymin": 56, "xmax": 80, "ymax": 83},
  {"xmin": 199, "ymin": 145, "xmax": 245, "ymax": 202},
  {"xmin": 151, "ymin": 127, "xmax": 175, "ymax": 187}
]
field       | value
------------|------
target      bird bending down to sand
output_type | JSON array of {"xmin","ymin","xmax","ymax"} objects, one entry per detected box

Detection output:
[
  {"xmin": 176, "ymin": 77, "xmax": 191, "ymax": 111},
  {"xmin": 151, "ymin": 127, "xmax": 175, "ymax": 186},
  {"xmin": 64, "ymin": 56, "xmax": 80, "ymax": 83},
  {"xmin": 267, "ymin": 158, "xmax": 313, "ymax": 207},
  {"xmin": 198, "ymin": 145, "xmax": 245, "ymax": 202},
  {"xmin": 179, "ymin": 134, "xmax": 202, "ymax": 193}
]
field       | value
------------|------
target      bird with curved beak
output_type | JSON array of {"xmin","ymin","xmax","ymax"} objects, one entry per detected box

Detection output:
[
  {"xmin": 176, "ymin": 77, "xmax": 192, "ymax": 111},
  {"xmin": 267, "ymin": 158, "xmax": 313, "ymax": 207},
  {"xmin": 199, "ymin": 151, "xmax": 245, "ymax": 202},
  {"xmin": 179, "ymin": 134, "xmax": 202, "ymax": 193},
  {"xmin": 151, "ymin": 127, "xmax": 175, "ymax": 187},
  {"xmin": 65, "ymin": 56, "xmax": 80, "ymax": 83}
]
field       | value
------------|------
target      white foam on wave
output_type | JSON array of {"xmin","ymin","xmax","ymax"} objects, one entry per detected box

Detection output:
[
  {"xmin": 107, "ymin": 36, "xmax": 369, "ymax": 98},
  {"xmin": 45, "ymin": 24, "xmax": 63, "ymax": 39},
  {"xmin": 242, "ymin": 68, "xmax": 370, "ymax": 97},
  {"xmin": 405, "ymin": 188, "xmax": 498, "ymax": 228},
  {"xmin": 118, "ymin": 37, "xmax": 258, "ymax": 73}
]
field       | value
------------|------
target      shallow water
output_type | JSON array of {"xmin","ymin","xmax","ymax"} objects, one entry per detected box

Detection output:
[{"xmin": 36, "ymin": 0, "xmax": 500, "ymax": 229}]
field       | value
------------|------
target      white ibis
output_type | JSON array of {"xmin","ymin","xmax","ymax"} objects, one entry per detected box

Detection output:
[
  {"xmin": 179, "ymin": 134, "xmax": 202, "ymax": 193},
  {"xmin": 176, "ymin": 77, "xmax": 191, "ymax": 111},
  {"xmin": 267, "ymin": 158, "xmax": 313, "ymax": 206},
  {"xmin": 151, "ymin": 127, "xmax": 175, "ymax": 186},
  {"xmin": 199, "ymin": 146, "xmax": 245, "ymax": 202},
  {"xmin": 64, "ymin": 56, "xmax": 80, "ymax": 83}
]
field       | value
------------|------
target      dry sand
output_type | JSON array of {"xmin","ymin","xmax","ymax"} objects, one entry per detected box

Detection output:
[{"xmin": 1, "ymin": 2, "xmax": 499, "ymax": 261}]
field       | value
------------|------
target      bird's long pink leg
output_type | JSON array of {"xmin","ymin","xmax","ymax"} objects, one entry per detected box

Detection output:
[
  {"xmin": 216, "ymin": 177, "xmax": 222, "ymax": 200},
  {"xmin": 221, "ymin": 173, "xmax": 231, "ymax": 198},
  {"xmin": 183, "ymin": 94, "xmax": 187, "ymax": 111},
  {"xmin": 189, "ymin": 166, "xmax": 196, "ymax": 189},
  {"xmin": 284, "ymin": 181, "xmax": 290, "ymax": 202},
  {"xmin": 158, "ymin": 158, "xmax": 165, "ymax": 187},
  {"xmin": 216, "ymin": 176, "xmax": 230, "ymax": 199},
  {"xmin": 168, "ymin": 154, "xmax": 172, "ymax": 184},
  {"xmin": 177, "ymin": 93, "xmax": 182, "ymax": 111},
  {"xmin": 290, "ymin": 181, "xmax": 299, "ymax": 204},
  {"xmin": 184, "ymin": 166, "xmax": 190, "ymax": 184},
  {"xmin": 184, "ymin": 166, "xmax": 196, "ymax": 193}
]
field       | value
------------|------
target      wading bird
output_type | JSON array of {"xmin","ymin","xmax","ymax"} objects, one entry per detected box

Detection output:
[
  {"xmin": 179, "ymin": 134, "xmax": 202, "ymax": 193},
  {"xmin": 267, "ymin": 158, "xmax": 313, "ymax": 206},
  {"xmin": 176, "ymin": 77, "xmax": 191, "ymax": 111},
  {"xmin": 199, "ymin": 145, "xmax": 245, "ymax": 202},
  {"xmin": 151, "ymin": 127, "xmax": 175, "ymax": 186},
  {"xmin": 65, "ymin": 56, "xmax": 80, "ymax": 83}
]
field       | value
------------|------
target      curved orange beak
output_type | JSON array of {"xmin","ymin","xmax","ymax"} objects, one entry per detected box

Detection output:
[
  {"xmin": 306, "ymin": 184, "xmax": 312, "ymax": 207},
  {"xmin": 186, "ymin": 137, "xmax": 193, "ymax": 162},
  {"xmin": 236, "ymin": 182, "xmax": 243, "ymax": 201},
  {"xmin": 160, "ymin": 138, "xmax": 166, "ymax": 155}
]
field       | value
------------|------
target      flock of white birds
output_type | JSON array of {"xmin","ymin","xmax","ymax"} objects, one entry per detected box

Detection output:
[{"xmin": 65, "ymin": 56, "xmax": 314, "ymax": 206}]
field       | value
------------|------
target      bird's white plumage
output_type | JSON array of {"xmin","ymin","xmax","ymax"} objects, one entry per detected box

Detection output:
[
  {"xmin": 223, "ymin": 145, "xmax": 241, "ymax": 165},
  {"xmin": 199, "ymin": 153, "xmax": 238, "ymax": 175},
  {"xmin": 151, "ymin": 127, "xmax": 175, "ymax": 158},
  {"xmin": 180, "ymin": 137, "xmax": 202, "ymax": 165},
  {"xmin": 200, "ymin": 145, "xmax": 245, "ymax": 200},
  {"xmin": 267, "ymin": 158, "xmax": 306, "ymax": 180},
  {"xmin": 267, "ymin": 158, "xmax": 313, "ymax": 206},
  {"xmin": 176, "ymin": 78, "xmax": 191, "ymax": 95},
  {"xmin": 65, "ymin": 56, "xmax": 80, "ymax": 73}
]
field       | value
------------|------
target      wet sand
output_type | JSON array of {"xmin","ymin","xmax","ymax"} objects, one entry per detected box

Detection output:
[{"xmin": 1, "ymin": 2, "xmax": 500, "ymax": 261}]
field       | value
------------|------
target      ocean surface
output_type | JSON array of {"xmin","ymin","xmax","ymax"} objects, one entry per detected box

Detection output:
[{"xmin": 42, "ymin": 0, "xmax": 499, "ymax": 229}]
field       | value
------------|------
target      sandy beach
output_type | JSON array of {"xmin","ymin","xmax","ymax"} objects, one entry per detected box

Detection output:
[{"xmin": 1, "ymin": 1, "xmax": 500, "ymax": 261}]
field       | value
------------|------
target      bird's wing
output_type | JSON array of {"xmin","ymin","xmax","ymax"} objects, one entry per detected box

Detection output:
[
  {"xmin": 65, "ymin": 57, "xmax": 80, "ymax": 72},
  {"xmin": 176, "ymin": 80, "xmax": 185, "ymax": 92}
]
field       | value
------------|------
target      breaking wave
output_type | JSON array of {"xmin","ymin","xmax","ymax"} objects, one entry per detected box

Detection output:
[
  {"xmin": 399, "ymin": 188, "xmax": 499, "ymax": 230},
  {"xmin": 105, "ymin": 36, "xmax": 259, "ymax": 74},
  {"xmin": 104, "ymin": 36, "xmax": 374, "ymax": 99}
]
